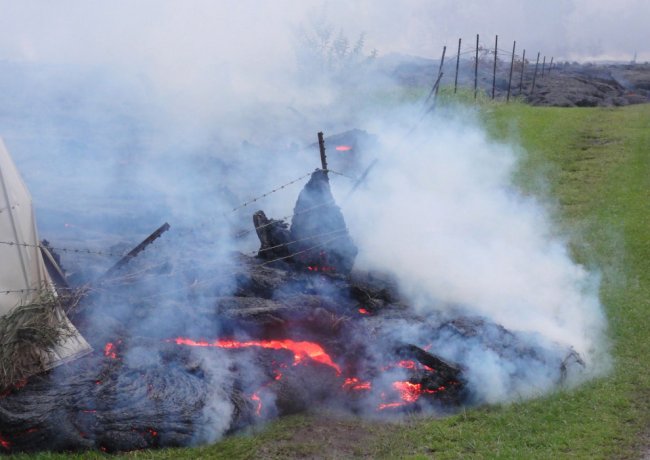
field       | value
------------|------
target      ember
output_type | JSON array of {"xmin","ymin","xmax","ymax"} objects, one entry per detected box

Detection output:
[{"xmin": 103, "ymin": 341, "xmax": 120, "ymax": 359}]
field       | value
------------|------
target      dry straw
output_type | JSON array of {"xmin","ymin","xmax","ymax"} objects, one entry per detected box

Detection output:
[{"xmin": 0, "ymin": 292, "xmax": 79, "ymax": 391}]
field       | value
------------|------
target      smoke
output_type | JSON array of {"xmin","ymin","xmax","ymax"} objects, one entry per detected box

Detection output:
[
  {"xmin": 0, "ymin": 0, "xmax": 613, "ymax": 444},
  {"xmin": 340, "ymin": 104, "xmax": 610, "ymax": 402}
]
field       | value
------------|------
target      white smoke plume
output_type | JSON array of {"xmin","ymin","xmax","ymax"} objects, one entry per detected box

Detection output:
[
  {"xmin": 339, "ymin": 104, "xmax": 610, "ymax": 402},
  {"xmin": 0, "ymin": 0, "xmax": 614, "ymax": 440}
]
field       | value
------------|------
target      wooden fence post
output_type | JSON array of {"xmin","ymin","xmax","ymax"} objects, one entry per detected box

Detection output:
[
  {"xmin": 436, "ymin": 45, "xmax": 446, "ymax": 98},
  {"xmin": 454, "ymin": 38, "xmax": 461, "ymax": 93},
  {"xmin": 519, "ymin": 49, "xmax": 526, "ymax": 94},
  {"xmin": 507, "ymin": 40, "xmax": 516, "ymax": 102},
  {"xmin": 492, "ymin": 35, "xmax": 498, "ymax": 99},
  {"xmin": 318, "ymin": 132, "xmax": 328, "ymax": 179},
  {"xmin": 474, "ymin": 34, "xmax": 479, "ymax": 99},
  {"xmin": 531, "ymin": 52, "xmax": 540, "ymax": 95}
]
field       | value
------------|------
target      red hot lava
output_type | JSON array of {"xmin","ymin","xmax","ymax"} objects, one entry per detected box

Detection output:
[
  {"xmin": 0, "ymin": 433, "xmax": 11, "ymax": 451},
  {"xmin": 171, "ymin": 337, "xmax": 342, "ymax": 375}
]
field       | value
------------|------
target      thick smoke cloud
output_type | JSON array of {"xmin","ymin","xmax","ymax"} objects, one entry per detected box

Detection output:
[{"xmin": 0, "ymin": 0, "xmax": 613, "ymax": 440}]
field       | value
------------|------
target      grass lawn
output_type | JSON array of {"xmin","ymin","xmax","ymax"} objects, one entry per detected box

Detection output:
[{"xmin": 15, "ymin": 102, "xmax": 650, "ymax": 459}]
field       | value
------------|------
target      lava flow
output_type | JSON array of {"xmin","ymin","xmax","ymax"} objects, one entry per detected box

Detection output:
[
  {"xmin": 171, "ymin": 337, "xmax": 342, "ymax": 375},
  {"xmin": 0, "ymin": 433, "xmax": 11, "ymax": 451}
]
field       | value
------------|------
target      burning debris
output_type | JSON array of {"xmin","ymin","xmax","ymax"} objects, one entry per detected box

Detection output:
[{"xmin": 0, "ymin": 139, "xmax": 586, "ymax": 454}]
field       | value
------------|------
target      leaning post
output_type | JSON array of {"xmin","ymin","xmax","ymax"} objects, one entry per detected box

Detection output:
[{"xmin": 436, "ymin": 45, "xmax": 447, "ymax": 98}]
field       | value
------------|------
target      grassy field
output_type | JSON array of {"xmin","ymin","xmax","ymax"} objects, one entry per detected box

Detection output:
[{"xmin": 16, "ymin": 102, "xmax": 650, "ymax": 459}]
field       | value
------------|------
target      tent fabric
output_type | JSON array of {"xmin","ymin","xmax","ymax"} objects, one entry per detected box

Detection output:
[{"xmin": 0, "ymin": 138, "xmax": 91, "ymax": 372}]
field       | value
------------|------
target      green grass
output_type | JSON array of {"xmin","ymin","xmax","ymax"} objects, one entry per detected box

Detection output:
[{"xmin": 17, "ymin": 102, "xmax": 650, "ymax": 459}]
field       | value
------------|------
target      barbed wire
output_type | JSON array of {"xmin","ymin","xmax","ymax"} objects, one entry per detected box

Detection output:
[
  {"xmin": 0, "ymin": 240, "xmax": 123, "ymax": 258},
  {"xmin": 229, "ymin": 171, "xmax": 314, "ymax": 213},
  {"xmin": 1, "ymin": 287, "xmax": 42, "ymax": 295},
  {"xmin": 134, "ymin": 232, "xmax": 349, "ymax": 302},
  {"xmin": 234, "ymin": 199, "xmax": 336, "ymax": 239},
  {"xmin": 242, "ymin": 226, "xmax": 349, "ymax": 258},
  {"xmin": 259, "ymin": 234, "xmax": 346, "ymax": 267}
]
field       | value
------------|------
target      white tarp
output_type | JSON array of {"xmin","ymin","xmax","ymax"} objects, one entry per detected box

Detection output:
[{"xmin": 0, "ymin": 138, "xmax": 91, "ymax": 370}]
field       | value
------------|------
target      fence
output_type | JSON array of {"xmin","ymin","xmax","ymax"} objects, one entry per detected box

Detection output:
[{"xmin": 426, "ymin": 34, "xmax": 556, "ymax": 102}]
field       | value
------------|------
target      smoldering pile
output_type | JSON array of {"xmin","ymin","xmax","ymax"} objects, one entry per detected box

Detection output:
[{"xmin": 0, "ymin": 168, "xmax": 584, "ymax": 454}]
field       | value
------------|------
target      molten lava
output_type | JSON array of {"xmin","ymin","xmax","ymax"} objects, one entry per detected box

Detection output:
[
  {"xmin": 250, "ymin": 393, "xmax": 262, "ymax": 416},
  {"xmin": 358, "ymin": 308, "xmax": 370, "ymax": 315},
  {"xmin": 172, "ymin": 338, "xmax": 342, "ymax": 375},
  {"xmin": 103, "ymin": 341, "xmax": 121, "ymax": 359},
  {"xmin": 342, "ymin": 377, "xmax": 372, "ymax": 391},
  {"xmin": 0, "ymin": 433, "xmax": 11, "ymax": 451}
]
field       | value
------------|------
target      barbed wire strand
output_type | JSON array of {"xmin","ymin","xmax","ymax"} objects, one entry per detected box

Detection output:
[
  {"xmin": 234, "ymin": 199, "xmax": 336, "ymax": 239},
  {"xmin": 133, "ymin": 233, "xmax": 348, "ymax": 301},
  {"xmin": 229, "ymin": 171, "xmax": 314, "ymax": 213},
  {"xmin": 244, "ymin": 227, "xmax": 349, "ymax": 258},
  {"xmin": 0, "ymin": 240, "xmax": 123, "ymax": 258}
]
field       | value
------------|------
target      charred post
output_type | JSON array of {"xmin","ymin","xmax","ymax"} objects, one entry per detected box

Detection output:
[
  {"xmin": 99, "ymin": 222, "xmax": 170, "ymax": 282},
  {"xmin": 317, "ymin": 132, "xmax": 328, "ymax": 179}
]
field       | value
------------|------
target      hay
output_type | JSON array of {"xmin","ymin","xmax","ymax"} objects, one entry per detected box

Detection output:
[{"xmin": 0, "ymin": 293, "xmax": 77, "ymax": 391}]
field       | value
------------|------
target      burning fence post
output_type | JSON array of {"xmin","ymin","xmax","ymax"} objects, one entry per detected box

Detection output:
[
  {"xmin": 492, "ymin": 35, "xmax": 498, "ymax": 99},
  {"xmin": 507, "ymin": 40, "xmax": 516, "ymax": 102},
  {"xmin": 454, "ymin": 38, "xmax": 461, "ymax": 94}
]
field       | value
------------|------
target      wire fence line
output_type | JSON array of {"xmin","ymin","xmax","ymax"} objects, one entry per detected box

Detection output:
[
  {"xmin": 234, "ymin": 198, "xmax": 337, "ymax": 239},
  {"xmin": 0, "ymin": 240, "xmax": 124, "ymax": 258},
  {"xmin": 243, "ymin": 226, "xmax": 349, "ymax": 258}
]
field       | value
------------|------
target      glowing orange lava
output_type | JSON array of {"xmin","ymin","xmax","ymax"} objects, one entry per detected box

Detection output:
[
  {"xmin": 335, "ymin": 145, "xmax": 352, "ymax": 151},
  {"xmin": 358, "ymin": 308, "xmax": 370, "ymax": 315},
  {"xmin": 397, "ymin": 360, "xmax": 417, "ymax": 370},
  {"xmin": 103, "ymin": 341, "xmax": 120, "ymax": 359},
  {"xmin": 342, "ymin": 377, "xmax": 372, "ymax": 391},
  {"xmin": 251, "ymin": 392, "xmax": 262, "ymax": 416},
  {"xmin": 172, "ymin": 338, "xmax": 341, "ymax": 375}
]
